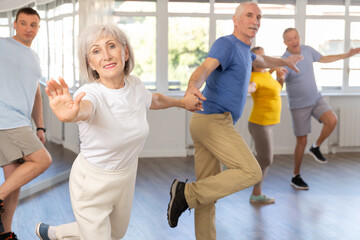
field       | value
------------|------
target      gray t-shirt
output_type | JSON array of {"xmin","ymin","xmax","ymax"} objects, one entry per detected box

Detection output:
[{"xmin": 282, "ymin": 45, "xmax": 322, "ymax": 110}]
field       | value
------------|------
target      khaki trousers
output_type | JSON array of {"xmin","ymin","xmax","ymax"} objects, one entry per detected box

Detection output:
[
  {"xmin": 55, "ymin": 153, "xmax": 138, "ymax": 240},
  {"xmin": 186, "ymin": 112, "xmax": 262, "ymax": 240}
]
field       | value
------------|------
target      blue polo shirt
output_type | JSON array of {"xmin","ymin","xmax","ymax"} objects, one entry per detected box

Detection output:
[{"xmin": 198, "ymin": 34, "xmax": 256, "ymax": 124}]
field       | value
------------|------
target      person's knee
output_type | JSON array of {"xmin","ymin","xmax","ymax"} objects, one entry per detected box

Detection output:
[
  {"xmin": 327, "ymin": 113, "xmax": 338, "ymax": 128},
  {"xmin": 24, "ymin": 149, "xmax": 52, "ymax": 170},
  {"xmin": 296, "ymin": 135, "xmax": 307, "ymax": 147},
  {"xmin": 40, "ymin": 152, "xmax": 52, "ymax": 170}
]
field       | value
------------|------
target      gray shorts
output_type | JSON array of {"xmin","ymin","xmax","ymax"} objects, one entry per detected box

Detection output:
[
  {"xmin": 290, "ymin": 97, "xmax": 332, "ymax": 137},
  {"xmin": 0, "ymin": 126, "xmax": 44, "ymax": 166}
]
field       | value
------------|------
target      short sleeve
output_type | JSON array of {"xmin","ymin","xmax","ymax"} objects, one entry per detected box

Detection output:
[
  {"xmin": 73, "ymin": 84, "xmax": 97, "ymax": 120},
  {"xmin": 251, "ymin": 52, "xmax": 256, "ymax": 62},
  {"xmin": 130, "ymin": 76, "xmax": 153, "ymax": 109},
  {"xmin": 207, "ymin": 37, "xmax": 234, "ymax": 72},
  {"xmin": 308, "ymin": 46, "xmax": 322, "ymax": 62}
]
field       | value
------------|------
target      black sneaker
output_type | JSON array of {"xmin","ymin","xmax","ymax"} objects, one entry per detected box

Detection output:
[
  {"xmin": 291, "ymin": 175, "xmax": 309, "ymax": 190},
  {"xmin": 309, "ymin": 146, "xmax": 327, "ymax": 163},
  {"xmin": 0, "ymin": 200, "xmax": 4, "ymax": 233},
  {"xmin": 167, "ymin": 179, "xmax": 189, "ymax": 228},
  {"xmin": 0, "ymin": 232, "xmax": 18, "ymax": 240}
]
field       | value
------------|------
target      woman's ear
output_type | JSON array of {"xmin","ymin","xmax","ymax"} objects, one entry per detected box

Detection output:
[{"xmin": 124, "ymin": 46, "xmax": 130, "ymax": 62}]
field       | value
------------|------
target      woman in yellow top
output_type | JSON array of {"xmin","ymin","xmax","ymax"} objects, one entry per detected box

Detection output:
[{"xmin": 248, "ymin": 46, "xmax": 286, "ymax": 204}]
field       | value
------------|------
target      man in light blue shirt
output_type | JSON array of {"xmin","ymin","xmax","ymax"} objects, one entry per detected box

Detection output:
[
  {"xmin": 282, "ymin": 28, "xmax": 360, "ymax": 190},
  {"xmin": 0, "ymin": 7, "xmax": 52, "ymax": 239}
]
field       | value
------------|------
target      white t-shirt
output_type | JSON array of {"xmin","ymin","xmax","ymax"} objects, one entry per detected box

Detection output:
[{"xmin": 74, "ymin": 75, "xmax": 152, "ymax": 170}]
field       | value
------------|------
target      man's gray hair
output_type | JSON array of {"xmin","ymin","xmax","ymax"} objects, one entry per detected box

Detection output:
[
  {"xmin": 283, "ymin": 27, "xmax": 299, "ymax": 40},
  {"xmin": 78, "ymin": 23, "xmax": 135, "ymax": 83},
  {"xmin": 234, "ymin": 1, "xmax": 259, "ymax": 17}
]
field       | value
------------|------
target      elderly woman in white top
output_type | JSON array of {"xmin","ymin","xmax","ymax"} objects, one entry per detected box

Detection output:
[{"xmin": 35, "ymin": 24, "xmax": 201, "ymax": 240}]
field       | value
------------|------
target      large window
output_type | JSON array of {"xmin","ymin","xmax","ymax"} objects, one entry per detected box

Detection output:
[{"xmin": 2, "ymin": 0, "xmax": 360, "ymax": 93}]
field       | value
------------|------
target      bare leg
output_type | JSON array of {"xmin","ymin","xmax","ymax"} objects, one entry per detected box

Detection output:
[
  {"xmin": 294, "ymin": 135, "xmax": 307, "ymax": 175},
  {"xmin": 316, "ymin": 110, "xmax": 338, "ymax": 146},
  {"xmin": 0, "ymin": 148, "xmax": 51, "ymax": 200},
  {"xmin": 2, "ymin": 163, "xmax": 21, "ymax": 233},
  {"xmin": 0, "ymin": 148, "xmax": 51, "ymax": 234}
]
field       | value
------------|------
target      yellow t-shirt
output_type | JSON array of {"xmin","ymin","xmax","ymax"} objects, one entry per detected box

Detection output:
[{"xmin": 248, "ymin": 71, "xmax": 282, "ymax": 125}]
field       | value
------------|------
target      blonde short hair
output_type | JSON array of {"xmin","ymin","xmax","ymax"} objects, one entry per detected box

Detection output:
[{"xmin": 78, "ymin": 24, "xmax": 135, "ymax": 83}]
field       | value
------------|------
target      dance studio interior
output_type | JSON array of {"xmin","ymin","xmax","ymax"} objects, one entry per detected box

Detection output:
[{"xmin": 1, "ymin": 0, "xmax": 360, "ymax": 239}]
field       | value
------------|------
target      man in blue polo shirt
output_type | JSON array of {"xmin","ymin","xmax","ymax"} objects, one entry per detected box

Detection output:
[
  {"xmin": 166, "ymin": 2, "xmax": 303, "ymax": 240},
  {"xmin": 282, "ymin": 28, "xmax": 360, "ymax": 190}
]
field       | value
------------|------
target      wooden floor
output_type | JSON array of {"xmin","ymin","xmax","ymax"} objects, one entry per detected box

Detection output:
[{"xmin": 9, "ymin": 146, "xmax": 360, "ymax": 240}]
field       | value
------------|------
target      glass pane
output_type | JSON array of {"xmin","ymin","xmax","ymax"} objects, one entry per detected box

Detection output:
[
  {"xmin": 74, "ymin": 14, "xmax": 80, "ymax": 88},
  {"xmin": 216, "ymin": 19, "xmax": 233, "ymax": 38},
  {"xmin": 32, "ymin": 20, "xmax": 49, "ymax": 81},
  {"xmin": 114, "ymin": 1, "xmax": 156, "ymax": 12},
  {"xmin": 214, "ymin": 3, "xmax": 239, "ymax": 14},
  {"xmin": 350, "ymin": 5, "xmax": 360, "ymax": 16},
  {"xmin": 0, "ymin": 17, "xmax": 8, "ymax": 25},
  {"xmin": 49, "ymin": 20, "xmax": 64, "ymax": 81},
  {"xmin": 35, "ymin": 9, "xmax": 46, "ymax": 19},
  {"xmin": 349, "ymin": 22, "xmax": 360, "ymax": 87},
  {"xmin": 168, "ymin": 17, "xmax": 209, "ymax": 91},
  {"xmin": 0, "ymin": 27, "xmax": 9, "ymax": 37},
  {"xmin": 306, "ymin": 5, "xmax": 345, "ymax": 16},
  {"xmin": 255, "ymin": 18, "xmax": 295, "ymax": 57},
  {"xmin": 258, "ymin": 4, "xmax": 295, "ymax": 15},
  {"xmin": 48, "ymin": 20, "xmax": 55, "ymax": 79},
  {"xmin": 306, "ymin": 19, "xmax": 345, "ymax": 88},
  {"xmin": 75, "ymin": 1, "xmax": 79, "ymax": 11},
  {"xmin": 63, "ymin": 17, "xmax": 74, "ymax": 88},
  {"xmin": 168, "ymin": 2, "xmax": 209, "ymax": 13},
  {"xmin": 115, "ymin": 16, "xmax": 156, "ymax": 90}
]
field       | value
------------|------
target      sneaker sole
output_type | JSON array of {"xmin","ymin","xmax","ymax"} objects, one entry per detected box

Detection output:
[
  {"xmin": 309, "ymin": 151, "xmax": 328, "ymax": 164},
  {"xmin": 291, "ymin": 182, "xmax": 309, "ymax": 190},
  {"xmin": 167, "ymin": 179, "xmax": 179, "ymax": 228},
  {"xmin": 35, "ymin": 223, "xmax": 44, "ymax": 240},
  {"xmin": 250, "ymin": 200, "xmax": 275, "ymax": 204}
]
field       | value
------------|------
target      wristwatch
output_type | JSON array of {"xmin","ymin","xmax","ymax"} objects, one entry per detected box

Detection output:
[{"xmin": 36, "ymin": 127, "xmax": 46, "ymax": 133}]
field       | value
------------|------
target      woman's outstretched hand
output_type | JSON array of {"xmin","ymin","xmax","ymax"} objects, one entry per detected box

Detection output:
[{"xmin": 45, "ymin": 77, "xmax": 86, "ymax": 122}]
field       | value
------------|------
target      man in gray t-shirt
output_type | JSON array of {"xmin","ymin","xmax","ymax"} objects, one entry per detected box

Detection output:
[{"xmin": 282, "ymin": 28, "xmax": 360, "ymax": 190}]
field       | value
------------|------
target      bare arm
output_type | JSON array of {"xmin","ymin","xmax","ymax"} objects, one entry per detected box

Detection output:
[
  {"xmin": 45, "ymin": 77, "xmax": 92, "ymax": 122},
  {"xmin": 319, "ymin": 47, "xmax": 360, "ymax": 63},
  {"xmin": 273, "ymin": 67, "xmax": 287, "ymax": 87},
  {"xmin": 182, "ymin": 57, "xmax": 219, "ymax": 110},
  {"xmin": 150, "ymin": 93, "xmax": 202, "ymax": 112},
  {"xmin": 31, "ymin": 83, "xmax": 46, "ymax": 144},
  {"xmin": 253, "ymin": 54, "xmax": 303, "ymax": 73}
]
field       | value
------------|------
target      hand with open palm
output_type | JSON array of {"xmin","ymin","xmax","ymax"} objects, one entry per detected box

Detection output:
[{"xmin": 45, "ymin": 77, "xmax": 86, "ymax": 122}]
